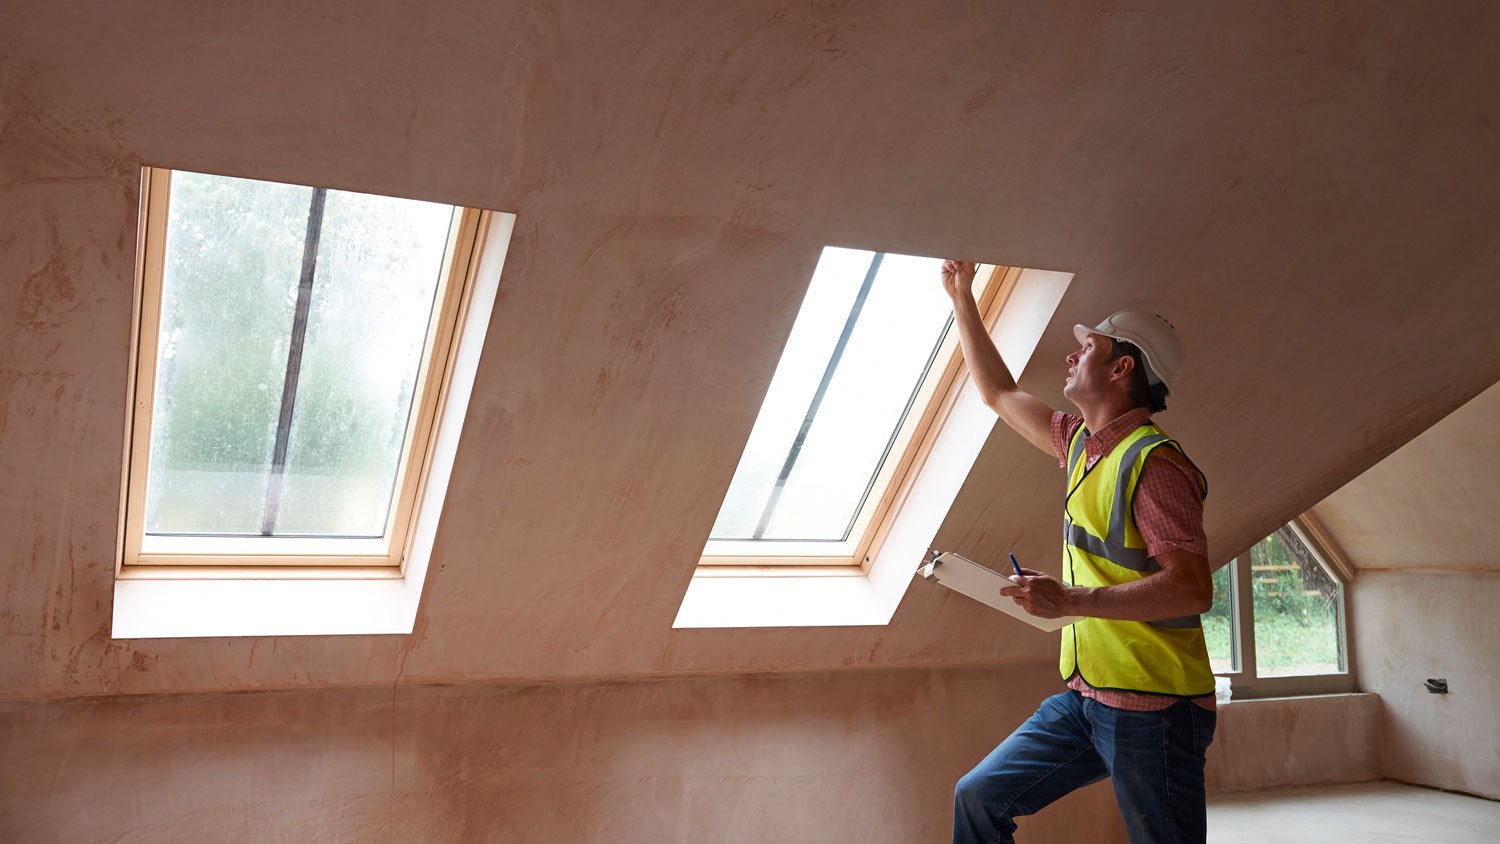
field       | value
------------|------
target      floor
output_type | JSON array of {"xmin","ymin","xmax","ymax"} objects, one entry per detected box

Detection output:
[{"xmin": 1208, "ymin": 781, "xmax": 1500, "ymax": 843}]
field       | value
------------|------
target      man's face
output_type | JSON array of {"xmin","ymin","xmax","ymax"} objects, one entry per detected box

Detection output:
[{"xmin": 1063, "ymin": 333, "xmax": 1115, "ymax": 404}]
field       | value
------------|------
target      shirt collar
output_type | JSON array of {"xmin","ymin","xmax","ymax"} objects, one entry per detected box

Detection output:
[{"xmin": 1082, "ymin": 407, "xmax": 1152, "ymax": 460}]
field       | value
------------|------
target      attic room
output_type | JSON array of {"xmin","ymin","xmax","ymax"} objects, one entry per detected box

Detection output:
[{"xmin": 2, "ymin": 2, "xmax": 1498, "ymax": 842}]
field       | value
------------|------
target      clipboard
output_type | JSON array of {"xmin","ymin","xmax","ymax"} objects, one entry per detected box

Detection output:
[{"xmin": 919, "ymin": 551, "xmax": 1082, "ymax": 632}]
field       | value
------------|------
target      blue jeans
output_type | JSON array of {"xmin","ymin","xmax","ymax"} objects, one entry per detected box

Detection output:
[{"xmin": 953, "ymin": 690, "xmax": 1216, "ymax": 844}]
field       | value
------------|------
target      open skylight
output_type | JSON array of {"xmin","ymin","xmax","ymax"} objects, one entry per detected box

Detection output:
[{"xmin": 703, "ymin": 247, "xmax": 1005, "ymax": 565}]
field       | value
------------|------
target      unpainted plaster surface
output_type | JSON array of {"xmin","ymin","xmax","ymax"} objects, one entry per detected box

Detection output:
[
  {"xmin": 1207, "ymin": 781, "xmax": 1500, "ymax": 844},
  {"xmin": 4, "ymin": 2, "xmax": 1500, "ymax": 700},
  {"xmin": 1205, "ymin": 694, "xmax": 1379, "ymax": 794},
  {"xmin": 1310, "ymin": 381, "xmax": 1500, "ymax": 572},
  {"xmin": 1306, "ymin": 365, "xmax": 1500, "ymax": 797},
  {"xmin": 0, "ymin": 663, "xmax": 1382, "ymax": 843},
  {"xmin": 1352, "ymin": 571, "xmax": 1500, "ymax": 800},
  {"xmin": 0, "ymin": 664, "xmax": 1134, "ymax": 844}
]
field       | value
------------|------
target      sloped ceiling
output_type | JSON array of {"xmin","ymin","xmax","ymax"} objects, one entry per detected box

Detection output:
[
  {"xmin": 1310, "ymin": 380, "xmax": 1500, "ymax": 572},
  {"xmin": 3, "ymin": 1, "xmax": 1500, "ymax": 700}
]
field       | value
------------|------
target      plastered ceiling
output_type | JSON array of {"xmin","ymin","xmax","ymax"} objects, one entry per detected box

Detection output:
[
  {"xmin": 3, "ymin": 1, "xmax": 1500, "ymax": 700},
  {"xmin": 1310, "ymin": 380, "xmax": 1500, "ymax": 572}
]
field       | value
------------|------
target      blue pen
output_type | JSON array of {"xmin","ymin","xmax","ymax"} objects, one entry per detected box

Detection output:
[{"xmin": 1008, "ymin": 552, "xmax": 1025, "ymax": 580}]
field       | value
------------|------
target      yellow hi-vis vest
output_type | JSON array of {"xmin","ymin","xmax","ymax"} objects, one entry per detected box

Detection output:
[{"xmin": 1059, "ymin": 420, "xmax": 1215, "ymax": 697}]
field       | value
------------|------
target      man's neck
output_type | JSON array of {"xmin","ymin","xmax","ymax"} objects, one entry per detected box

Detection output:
[{"xmin": 1076, "ymin": 397, "xmax": 1141, "ymax": 435}]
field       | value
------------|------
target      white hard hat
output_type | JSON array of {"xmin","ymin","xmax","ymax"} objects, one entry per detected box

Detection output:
[{"xmin": 1073, "ymin": 310, "xmax": 1184, "ymax": 390}]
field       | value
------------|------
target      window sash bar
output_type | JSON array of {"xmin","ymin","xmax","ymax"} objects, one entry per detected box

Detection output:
[
  {"xmin": 750, "ymin": 251, "xmax": 884, "ymax": 540},
  {"xmin": 1285, "ymin": 518, "xmax": 1352, "ymax": 672},
  {"xmin": 1234, "ymin": 551, "xmax": 1260, "ymax": 681},
  {"xmin": 833, "ymin": 312, "xmax": 953, "ymax": 542},
  {"xmin": 260, "ymin": 186, "xmax": 328, "ymax": 536}
]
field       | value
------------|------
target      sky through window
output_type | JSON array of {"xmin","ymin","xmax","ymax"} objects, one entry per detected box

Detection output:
[{"xmin": 709, "ymin": 247, "xmax": 954, "ymax": 544}]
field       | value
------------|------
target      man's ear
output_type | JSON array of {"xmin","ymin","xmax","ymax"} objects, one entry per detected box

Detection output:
[{"xmin": 1110, "ymin": 353, "xmax": 1135, "ymax": 381}]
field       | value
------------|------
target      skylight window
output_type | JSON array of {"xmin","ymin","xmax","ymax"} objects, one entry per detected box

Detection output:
[
  {"xmin": 703, "ymin": 247, "xmax": 1013, "ymax": 566},
  {"xmin": 121, "ymin": 168, "xmax": 483, "ymax": 568}
]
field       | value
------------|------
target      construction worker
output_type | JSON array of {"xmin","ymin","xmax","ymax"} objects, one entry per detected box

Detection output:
[{"xmin": 942, "ymin": 260, "xmax": 1217, "ymax": 844}]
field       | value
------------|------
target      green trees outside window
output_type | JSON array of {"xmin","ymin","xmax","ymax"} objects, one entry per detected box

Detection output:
[
  {"xmin": 1251, "ymin": 526, "xmax": 1343, "ymax": 676},
  {"xmin": 1203, "ymin": 522, "xmax": 1346, "ymax": 681},
  {"xmin": 145, "ymin": 171, "xmax": 455, "ymax": 538}
]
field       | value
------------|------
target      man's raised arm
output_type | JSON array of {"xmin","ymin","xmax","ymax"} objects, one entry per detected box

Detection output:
[{"xmin": 942, "ymin": 260, "xmax": 1056, "ymax": 456}]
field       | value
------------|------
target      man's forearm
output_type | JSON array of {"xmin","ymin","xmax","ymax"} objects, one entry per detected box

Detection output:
[
  {"xmin": 941, "ymin": 262, "xmax": 1055, "ymax": 455},
  {"xmin": 1065, "ymin": 566, "xmax": 1212, "ymax": 621},
  {"xmin": 949, "ymin": 289, "xmax": 1017, "ymax": 404}
]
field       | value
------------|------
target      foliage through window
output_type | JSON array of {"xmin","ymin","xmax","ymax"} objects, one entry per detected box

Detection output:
[
  {"xmin": 1203, "ymin": 520, "xmax": 1349, "ymax": 692},
  {"xmin": 1251, "ymin": 526, "xmax": 1343, "ymax": 676},
  {"xmin": 122, "ymin": 168, "xmax": 482, "ymax": 567}
]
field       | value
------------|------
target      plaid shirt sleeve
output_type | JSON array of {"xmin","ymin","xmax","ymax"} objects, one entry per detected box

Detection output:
[
  {"xmin": 1050, "ymin": 411, "xmax": 1083, "ymax": 469},
  {"xmin": 1133, "ymin": 447, "xmax": 1208, "ymax": 558}
]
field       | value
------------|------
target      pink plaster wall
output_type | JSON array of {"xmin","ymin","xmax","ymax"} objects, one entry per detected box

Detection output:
[
  {"xmin": 1205, "ymin": 694, "xmax": 1380, "ymax": 794},
  {"xmin": 1352, "ymin": 572, "xmax": 1500, "ymax": 800},
  {"xmin": 1310, "ymin": 375, "xmax": 1500, "ymax": 798},
  {"xmin": 1309, "ymin": 382, "xmax": 1500, "ymax": 573},
  {"xmin": 4, "ymin": 1, "xmax": 1500, "ymax": 703},
  {"xmin": 4, "ymin": 2, "xmax": 1490, "ymax": 836},
  {"xmin": 0, "ymin": 664, "xmax": 1136, "ymax": 844},
  {"xmin": 0, "ymin": 663, "xmax": 1384, "ymax": 843}
]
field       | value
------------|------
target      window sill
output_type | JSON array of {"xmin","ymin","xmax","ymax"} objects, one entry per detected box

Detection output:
[
  {"xmin": 118, "ymin": 565, "xmax": 404, "ymax": 580},
  {"xmin": 112, "ymin": 575, "xmax": 422, "ymax": 637},
  {"xmin": 1219, "ymin": 690, "xmax": 1371, "ymax": 704},
  {"xmin": 1215, "ymin": 672, "xmax": 1360, "ymax": 700}
]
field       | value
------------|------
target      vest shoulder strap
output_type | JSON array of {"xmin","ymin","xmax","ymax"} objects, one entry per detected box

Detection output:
[{"xmin": 1066, "ymin": 421, "xmax": 1087, "ymax": 476}]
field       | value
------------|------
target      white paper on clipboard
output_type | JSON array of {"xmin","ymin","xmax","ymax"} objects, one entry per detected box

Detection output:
[{"xmin": 919, "ymin": 551, "xmax": 1082, "ymax": 632}]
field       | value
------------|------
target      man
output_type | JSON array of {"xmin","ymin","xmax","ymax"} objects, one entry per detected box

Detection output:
[{"xmin": 942, "ymin": 260, "xmax": 1217, "ymax": 844}]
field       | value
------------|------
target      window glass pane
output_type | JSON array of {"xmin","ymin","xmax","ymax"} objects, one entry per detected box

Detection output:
[
  {"xmin": 1204, "ymin": 559, "xmax": 1237, "ymax": 673},
  {"xmin": 709, "ymin": 248, "xmax": 867, "ymax": 539},
  {"xmin": 761, "ymin": 253, "xmax": 950, "ymax": 539},
  {"xmin": 1251, "ymin": 526, "xmax": 1343, "ymax": 676},
  {"xmin": 146, "ymin": 173, "xmax": 309, "ymax": 534},
  {"xmin": 274, "ymin": 192, "xmax": 454, "ymax": 536},
  {"xmin": 709, "ymin": 248, "xmax": 953, "ymax": 542},
  {"xmin": 144, "ymin": 170, "xmax": 455, "ymax": 540}
]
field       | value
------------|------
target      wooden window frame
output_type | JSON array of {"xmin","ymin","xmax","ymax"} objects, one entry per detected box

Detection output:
[
  {"xmin": 1214, "ymin": 516, "xmax": 1358, "ymax": 698},
  {"xmin": 699, "ymin": 263, "xmax": 1021, "ymax": 570},
  {"xmin": 117, "ymin": 167, "xmax": 488, "ymax": 574}
]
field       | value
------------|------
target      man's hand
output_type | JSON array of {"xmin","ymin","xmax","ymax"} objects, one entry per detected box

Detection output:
[
  {"xmin": 1054, "ymin": 549, "xmax": 1213, "ymax": 621},
  {"xmin": 1000, "ymin": 568, "xmax": 1080, "ymax": 619},
  {"xmin": 941, "ymin": 259, "xmax": 978, "ymax": 299},
  {"xmin": 939, "ymin": 257, "xmax": 1057, "ymax": 456}
]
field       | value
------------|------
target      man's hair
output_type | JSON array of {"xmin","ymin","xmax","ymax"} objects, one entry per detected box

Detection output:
[{"xmin": 1108, "ymin": 339, "xmax": 1169, "ymax": 413}]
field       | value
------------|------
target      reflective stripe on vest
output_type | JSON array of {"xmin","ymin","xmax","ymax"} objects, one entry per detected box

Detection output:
[
  {"xmin": 1064, "ymin": 431, "xmax": 1167, "ymax": 573},
  {"xmin": 1059, "ymin": 420, "xmax": 1215, "ymax": 697}
]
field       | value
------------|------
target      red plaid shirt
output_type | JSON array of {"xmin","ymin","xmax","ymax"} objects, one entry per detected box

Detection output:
[{"xmin": 1050, "ymin": 408, "xmax": 1216, "ymax": 712}]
